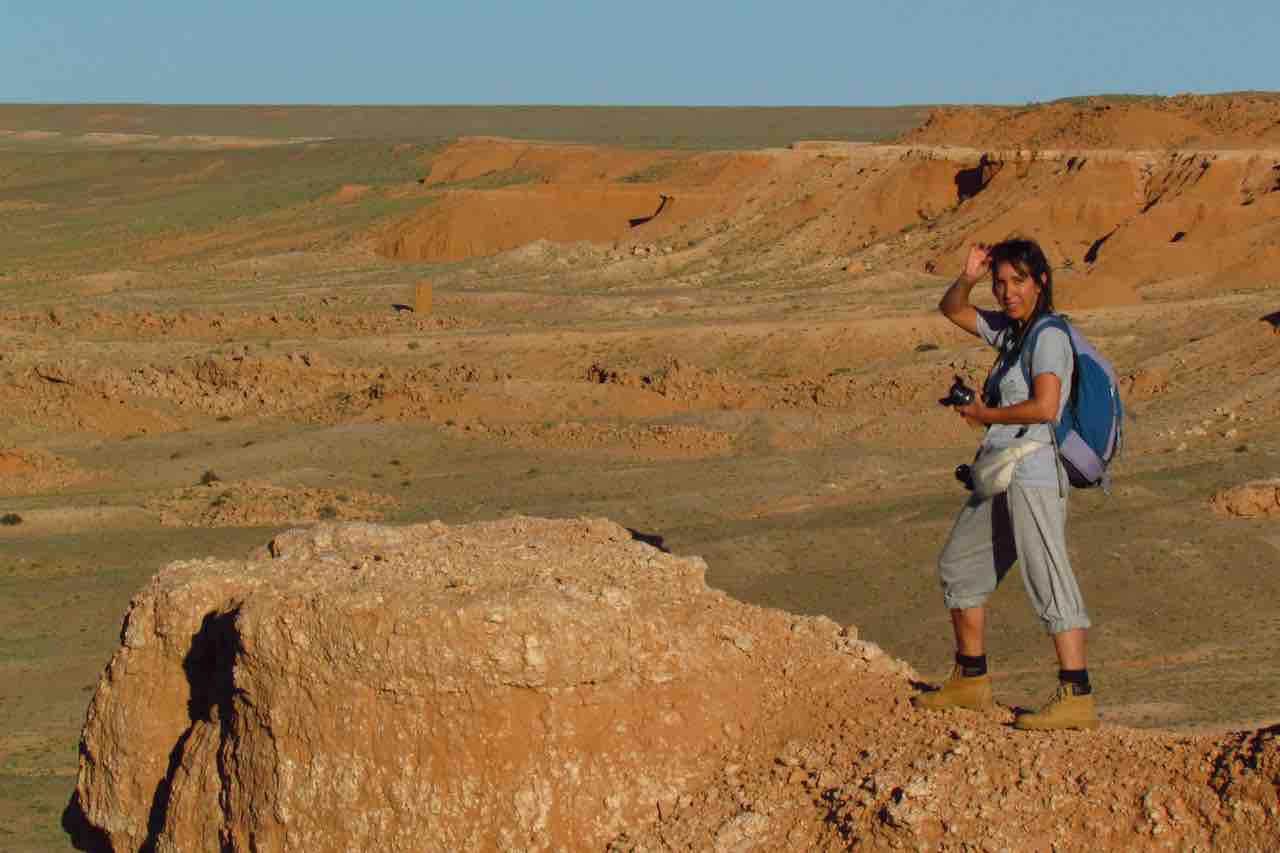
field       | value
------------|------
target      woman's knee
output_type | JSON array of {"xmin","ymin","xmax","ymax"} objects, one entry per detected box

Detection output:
[
  {"xmin": 1043, "ymin": 613, "xmax": 1092, "ymax": 634},
  {"xmin": 939, "ymin": 555, "xmax": 995, "ymax": 609}
]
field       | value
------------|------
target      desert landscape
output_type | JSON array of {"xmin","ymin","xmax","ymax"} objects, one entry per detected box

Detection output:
[{"xmin": 1, "ymin": 96, "xmax": 1279, "ymax": 849}]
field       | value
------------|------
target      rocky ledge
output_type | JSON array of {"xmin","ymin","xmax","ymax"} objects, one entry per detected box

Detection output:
[{"xmin": 69, "ymin": 517, "xmax": 1278, "ymax": 851}]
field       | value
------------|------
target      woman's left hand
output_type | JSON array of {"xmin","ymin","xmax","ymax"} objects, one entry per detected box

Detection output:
[{"xmin": 954, "ymin": 399, "xmax": 988, "ymax": 425}]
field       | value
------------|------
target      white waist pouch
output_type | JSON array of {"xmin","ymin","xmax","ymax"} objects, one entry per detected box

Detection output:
[{"xmin": 972, "ymin": 441, "xmax": 1042, "ymax": 500}]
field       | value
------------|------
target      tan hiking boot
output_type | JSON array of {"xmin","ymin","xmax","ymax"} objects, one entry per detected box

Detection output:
[
  {"xmin": 912, "ymin": 665, "xmax": 995, "ymax": 712},
  {"xmin": 1013, "ymin": 683, "xmax": 1099, "ymax": 731}
]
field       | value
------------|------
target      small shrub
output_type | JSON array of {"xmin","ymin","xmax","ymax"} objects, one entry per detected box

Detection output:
[
  {"xmin": 915, "ymin": 342, "xmax": 940, "ymax": 352},
  {"xmin": 620, "ymin": 159, "xmax": 682, "ymax": 184},
  {"xmin": 0, "ymin": 513, "xmax": 22, "ymax": 526},
  {"xmin": 317, "ymin": 505, "xmax": 338, "ymax": 519},
  {"xmin": 199, "ymin": 470, "xmax": 221, "ymax": 486},
  {"xmin": 407, "ymin": 341, "xmax": 420, "ymax": 350},
  {"xmin": 216, "ymin": 415, "xmax": 232, "ymax": 423}
]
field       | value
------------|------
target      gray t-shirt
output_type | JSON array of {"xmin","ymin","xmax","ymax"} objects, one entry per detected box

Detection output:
[{"xmin": 974, "ymin": 309, "xmax": 1073, "ymax": 488}]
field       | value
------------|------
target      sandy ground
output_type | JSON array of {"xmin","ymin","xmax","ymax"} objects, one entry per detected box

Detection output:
[{"xmin": 2, "ymin": 96, "xmax": 1279, "ymax": 849}]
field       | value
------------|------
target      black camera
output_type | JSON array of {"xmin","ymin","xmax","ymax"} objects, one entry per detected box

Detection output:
[
  {"xmin": 939, "ymin": 376, "xmax": 976, "ymax": 407},
  {"xmin": 954, "ymin": 463, "xmax": 974, "ymax": 491}
]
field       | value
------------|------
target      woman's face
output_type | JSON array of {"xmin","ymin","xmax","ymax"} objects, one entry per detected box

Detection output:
[{"xmin": 991, "ymin": 262, "xmax": 1043, "ymax": 324}]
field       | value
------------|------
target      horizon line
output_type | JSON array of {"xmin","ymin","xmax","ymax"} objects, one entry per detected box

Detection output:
[{"xmin": 2, "ymin": 90, "xmax": 1274, "ymax": 110}]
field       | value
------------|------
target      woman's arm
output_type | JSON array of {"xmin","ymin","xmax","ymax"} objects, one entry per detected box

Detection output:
[
  {"xmin": 956, "ymin": 372, "xmax": 1062, "ymax": 426},
  {"xmin": 938, "ymin": 244, "xmax": 991, "ymax": 336}
]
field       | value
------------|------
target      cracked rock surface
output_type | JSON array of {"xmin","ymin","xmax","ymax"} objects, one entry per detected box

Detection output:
[{"xmin": 71, "ymin": 517, "xmax": 1279, "ymax": 851}]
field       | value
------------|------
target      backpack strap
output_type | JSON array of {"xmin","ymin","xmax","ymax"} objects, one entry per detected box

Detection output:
[
  {"xmin": 981, "ymin": 328, "xmax": 1010, "ymax": 405},
  {"xmin": 1020, "ymin": 314, "xmax": 1076, "ymax": 498},
  {"xmin": 1018, "ymin": 314, "xmax": 1076, "ymax": 419}
]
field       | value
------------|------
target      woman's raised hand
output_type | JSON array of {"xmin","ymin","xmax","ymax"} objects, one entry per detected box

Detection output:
[
  {"xmin": 939, "ymin": 243, "xmax": 990, "ymax": 334},
  {"xmin": 959, "ymin": 244, "xmax": 992, "ymax": 285}
]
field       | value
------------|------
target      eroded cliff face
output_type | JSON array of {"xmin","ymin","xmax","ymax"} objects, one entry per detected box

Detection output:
[
  {"xmin": 69, "ymin": 517, "xmax": 898, "ymax": 852},
  {"xmin": 375, "ymin": 134, "xmax": 1280, "ymax": 311}
]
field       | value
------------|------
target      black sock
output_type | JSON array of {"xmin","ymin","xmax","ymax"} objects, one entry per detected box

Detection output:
[
  {"xmin": 1058, "ymin": 668, "xmax": 1091, "ymax": 695},
  {"xmin": 956, "ymin": 653, "xmax": 987, "ymax": 677}
]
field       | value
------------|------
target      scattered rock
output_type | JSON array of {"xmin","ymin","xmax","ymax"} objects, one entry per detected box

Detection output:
[
  {"xmin": 1210, "ymin": 479, "xmax": 1280, "ymax": 518},
  {"xmin": 0, "ymin": 448, "xmax": 95, "ymax": 495},
  {"xmin": 145, "ymin": 480, "xmax": 395, "ymax": 527}
]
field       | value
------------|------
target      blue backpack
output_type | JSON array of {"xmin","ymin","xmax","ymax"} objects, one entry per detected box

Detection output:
[{"xmin": 1019, "ymin": 314, "xmax": 1124, "ymax": 491}]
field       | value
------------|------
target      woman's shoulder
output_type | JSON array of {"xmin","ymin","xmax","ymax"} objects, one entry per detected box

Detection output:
[
  {"xmin": 1028, "ymin": 320, "xmax": 1073, "ymax": 372},
  {"xmin": 1031, "ymin": 313, "xmax": 1072, "ymax": 337},
  {"xmin": 975, "ymin": 308, "xmax": 1012, "ymax": 347},
  {"xmin": 1032, "ymin": 319, "xmax": 1072, "ymax": 349}
]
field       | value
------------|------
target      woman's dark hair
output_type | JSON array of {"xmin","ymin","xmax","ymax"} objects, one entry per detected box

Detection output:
[
  {"xmin": 982, "ymin": 238, "xmax": 1057, "ymax": 398},
  {"xmin": 988, "ymin": 237, "xmax": 1055, "ymax": 326}
]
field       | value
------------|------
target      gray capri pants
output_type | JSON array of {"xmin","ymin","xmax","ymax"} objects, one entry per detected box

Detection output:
[{"xmin": 938, "ymin": 481, "xmax": 1090, "ymax": 634}]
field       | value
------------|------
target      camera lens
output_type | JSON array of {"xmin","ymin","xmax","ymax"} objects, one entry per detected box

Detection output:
[
  {"xmin": 954, "ymin": 464, "xmax": 974, "ymax": 490},
  {"xmin": 941, "ymin": 378, "xmax": 975, "ymax": 407}
]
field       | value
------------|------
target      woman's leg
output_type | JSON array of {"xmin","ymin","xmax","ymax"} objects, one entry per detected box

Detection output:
[
  {"xmin": 951, "ymin": 606, "xmax": 987, "ymax": 656},
  {"xmin": 914, "ymin": 495, "xmax": 1017, "ymax": 711},
  {"xmin": 1005, "ymin": 483, "xmax": 1091, "ymax": 637},
  {"xmin": 1053, "ymin": 627, "xmax": 1088, "ymax": 670},
  {"xmin": 1006, "ymin": 482, "xmax": 1097, "ymax": 729},
  {"xmin": 938, "ymin": 493, "xmax": 1017, "ymax": 617}
]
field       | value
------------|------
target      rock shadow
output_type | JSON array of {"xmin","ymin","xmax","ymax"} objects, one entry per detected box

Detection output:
[
  {"xmin": 62, "ymin": 786, "xmax": 111, "ymax": 853},
  {"xmin": 627, "ymin": 528, "xmax": 670, "ymax": 553},
  {"xmin": 629, "ymin": 194, "xmax": 673, "ymax": 228},
  {"xmin": 131, "ymin": 609, "xmax": 241, "ymax": 853},
  {"xmin": 1084, "ymin": 229, "xmax": 1116, "ymax": 264},
  {"xmin": 1210, "ymin": 722, "xmax": 1280, "ymax": 792},
  {"xmin": 955, "ymin": 156, "xmax": 1000, "ymax": 202}
]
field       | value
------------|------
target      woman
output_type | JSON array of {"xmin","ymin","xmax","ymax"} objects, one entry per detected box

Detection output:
[{"xmin": 913, "ymin": 238, "xmax": 1096, "ymax": 731}]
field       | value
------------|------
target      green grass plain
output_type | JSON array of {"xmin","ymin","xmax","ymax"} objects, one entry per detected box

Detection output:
[
  {"xmin": 0, "ymin": 103, "xmax": 926, "ymax": 279},
  {"xmin": 1, "ymin": 103, "xmax": 928, "ymax": 148}
]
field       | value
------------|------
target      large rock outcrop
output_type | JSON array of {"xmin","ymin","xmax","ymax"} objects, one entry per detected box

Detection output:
[
  {"xmin": 71, "ymin": 516, "xmax": 1280, "ymax": 851},
  {"xmin": 70, "ymin": 517, "xmax": 895, "ymax": 851}
]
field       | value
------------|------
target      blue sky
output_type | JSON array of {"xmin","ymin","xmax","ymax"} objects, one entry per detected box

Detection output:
[{"xmin": 1, "ymin": 1, "xmax": 1276, "ymax": 105}]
